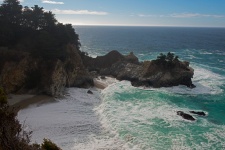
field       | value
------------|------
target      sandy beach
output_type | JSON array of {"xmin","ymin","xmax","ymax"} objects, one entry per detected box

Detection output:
[
  {"xmin": 7, "ymin": 76, "xmax": 116, "ymax": 112},
  {"xmin": 8, "ymin": 94, "xmax": 55, "ymax": 111}
]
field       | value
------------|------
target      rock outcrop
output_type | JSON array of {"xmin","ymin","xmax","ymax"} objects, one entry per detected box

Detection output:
[
  {"xmin": 177, "ymin": 111, "xmax": 196, "ymax": 121},
  {"xmin": 82, "ymin": 50, "xmax": 124, "ymax": 71},
  {"xmin": 1, "ymin": 48, "xmax": 195, "ymax": 96},
  {"xmin": 83, "ymin": 50, "xmax": 195, "ymax": 88},
  {"xmin": 190, "ymin": 111, "xmax": 206, "ymax": 116},
  {"xmin": 0, "ymin": 44, "xmax": 93, "ymax": 96}
]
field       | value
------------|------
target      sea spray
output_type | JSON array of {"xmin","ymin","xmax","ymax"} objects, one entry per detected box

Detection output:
[{"xmin": 96, "ymin": 80, "xmax": 225, "ymax": 149}]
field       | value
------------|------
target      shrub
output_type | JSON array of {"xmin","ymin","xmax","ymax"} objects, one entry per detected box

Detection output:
[
  {"xmin": 0, "ymin": 87, "xmax": 62, "ymax": 150},
  {"xmin": 156, "ymin": 52, "xmax": 180, "ymax": 68},
  {"xmin": 41, "ymin": 139, "xmax": 62, "ymax": 150}
]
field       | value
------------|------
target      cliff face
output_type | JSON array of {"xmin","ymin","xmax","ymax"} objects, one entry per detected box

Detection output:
[
  {"xmin": 0, "ymin": 45, "xmax": 93, "ymax": 96},
  {"xmin": 0, "ymin": 47, "xmax": 195, "ymax": 96},
  {"xmin": 84, "ymin": 50, "xmax": 195, "ymax": 88},
  {"xmin": 0, "ymin": 50, "xmax": 31, "ymax": 94}
]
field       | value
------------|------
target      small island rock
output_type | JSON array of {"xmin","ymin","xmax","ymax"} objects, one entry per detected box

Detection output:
[
  {"xmin": 190, "ymin": 111, "xmax": 206, "ymax": 116},
  {"xmin": 82, "ymin": 50, "xmax": 195, "ymax": 88},
  {"xmin": 177, "ymin": 111, "xmax": 196, "ymax": 121}
]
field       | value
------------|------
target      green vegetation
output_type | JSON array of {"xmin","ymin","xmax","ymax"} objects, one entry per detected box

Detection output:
[
  {"xmin": 0, "ymin": 87, "xmax": 62, "ymax": 150},
  {"xmin": 157, "ymin": 52, "xmax": 179, "ymax": 62},
  {"xmin": 41, "ymin": 139, "xmax": 62, "ymax": 150},
  {"xmin": 0, "ymin": 0, "xmax": 80, "ymax": 60},
  {"xmin": 156, "ymin": 52, "xmax": 179, "ymax": 67}
]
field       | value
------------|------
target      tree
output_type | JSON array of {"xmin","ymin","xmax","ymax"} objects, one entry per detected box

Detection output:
[
  {"xmin": 42, "ymin": 11, "xmax": 57, "ymax": 31},
  {"xmin": 21, "ymin": 6, "xmax": 33, "ymax": 28},
  {"xmin": 173, "ymin": 55, "xmax": 179, "ymax": 62},
  {"xmin": 0, "ymin": 0, "xmax": 22, "ymax": 25},
  {"xmin": 30, "ymin": 5, "xmax": 45, "ymax": 30},
  {"xmin": 157, "ymin": 53, "xmax": 166, "ymax": 62},
  {"xmin": 0, "ymin": 0, "xmax": 81, "ymax": 59},
  {"xmin": 0, "ymin": 0, "xmax": 23, "ymax": 46},
  {"xmin": 156, "ymin": 52, "xmax": 180, "ymax": 67},
  {"xmin": 166, "ymin": 52, "xmax": 175, "ymax": 62}
]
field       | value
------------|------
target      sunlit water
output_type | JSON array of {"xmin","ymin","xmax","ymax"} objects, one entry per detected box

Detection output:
[{"xmin": 18, "ymin": 26, "xmax": 225, "ymax": 150}]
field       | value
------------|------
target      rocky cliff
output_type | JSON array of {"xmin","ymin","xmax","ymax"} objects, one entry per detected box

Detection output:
[
  {"xmin": 0, "ymin": 48, "xmax": 195, "ymax": 96},
  {"xmin": 82, "ymin": 51, "xmax": 195, "ymax": 88},
  {"xmin": 0, "ymin": 45, "xmax": 93, "ymax": 96}
]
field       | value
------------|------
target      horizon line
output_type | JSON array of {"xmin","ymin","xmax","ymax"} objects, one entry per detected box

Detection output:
[{"xmin": 71, "ymin": 24, "xmax": 225, "ymax": 28}]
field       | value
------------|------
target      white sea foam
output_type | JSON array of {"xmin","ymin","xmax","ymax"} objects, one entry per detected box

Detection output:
[
  {"xmin": 17, "ymin": 66, "xmax": 225, "ymax": 150},
  {"xmin": 94, "ymin": 81, "xmax": 192, "ymax": 149},
  {"xmin": 199, "ymin": 51, "xmax": 213, "ymax": 55},
  {"xmin": 18, "ymin": 86, "xmax": 137, "ymax": 150},
  {"xmin": 94, "ymin": 76, "xmax": 119, "ymax": 88},
  {"xmin": 95, "ymin": 80, "xmax": 225, "ymax": 150},
  {"xmin": 144, "ymin": 65, "xmax": 225, "ymax": 95}
]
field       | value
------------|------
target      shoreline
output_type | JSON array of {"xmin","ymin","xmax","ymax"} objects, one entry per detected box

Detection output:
[
  {"xmin": 17, "ymin": 87, "xmax": 104, "ymax": 150},
  {"xmin": 8, "ymin": 94, "xmax": 55, "ymax": 111},
  {"xmin": 8, "ymin": 77, "xmax": 113, "ymax": 111}
]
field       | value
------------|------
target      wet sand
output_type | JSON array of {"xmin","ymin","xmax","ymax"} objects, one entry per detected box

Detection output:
[
  {"xmin": 8, "ymin": 76, "xmax": 112, "ymax": 111},
  {"xmin": 8, "ymin": 94, "xmax": 55, "ymax": 111}
]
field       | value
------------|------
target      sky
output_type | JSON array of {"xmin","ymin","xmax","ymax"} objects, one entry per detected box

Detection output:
[{"xmin": 3, "ymin": 0, "xmax": 225, "ymax": 27}]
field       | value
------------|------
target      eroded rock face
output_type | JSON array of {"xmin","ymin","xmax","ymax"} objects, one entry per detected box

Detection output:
[
  {"xmin": 0, "ymin": 44, "xmax": 93, "ymax": 96},
  {"xmin": 91, "ymin": 50, "xmax": 195, "ymax": 88},
  {"xmin": 0, "ymin": 51, "xmax": 31, "ymax": 93}
]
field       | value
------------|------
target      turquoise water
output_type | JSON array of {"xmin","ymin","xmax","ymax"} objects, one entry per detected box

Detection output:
[
  {"xmin": 76, "ymin": 26, "xmax": 225, "ymax": 149},
  {"xmin": 97, "ymin": 51, "xmax": 225, "ymax": 149},
  {"xmin": 18, "ymin": 26, "xmax": 225, "ymax": 149}
]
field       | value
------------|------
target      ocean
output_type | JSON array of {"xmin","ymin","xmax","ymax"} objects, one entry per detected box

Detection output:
[{"xmin": 18, "ymin": 26, "xmax": 225, "ymax": 150}]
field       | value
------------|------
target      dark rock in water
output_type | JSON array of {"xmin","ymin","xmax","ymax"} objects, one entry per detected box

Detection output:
[
  {"xmin": 177, "ymin": 111, "xmax": 196, "ymax": 121},
  {"xmin": 188, "ymin": 84, "xmax": 196, "ymax": 88},
  {"xmin": 87, "ymin": 90, "xmax": 93, "ymax": 94},
  {"xmin": 190, "ymin": 111, "xmax": 206, "ymax": 116},
  {"xmin": 100, "ymin": 76, "xmax": 106, "ymax": 79}
]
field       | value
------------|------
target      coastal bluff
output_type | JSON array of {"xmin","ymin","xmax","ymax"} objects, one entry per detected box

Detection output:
[
  {"xmin": 0, "ymin": 48, "xmax": 194, "ymax": 97},
  {"xmin": 0, "ymin": 45, "xmax": 93, "ymax": 96},
  {"xmin": 82, "ymin": 50, "xmax": 195, "ymax": 88}
]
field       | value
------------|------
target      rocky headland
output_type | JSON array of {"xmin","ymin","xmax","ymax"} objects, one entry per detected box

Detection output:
[
  {"xmin": 0, "ymin": 0, "xmax": 195, "ymax": 97},
  {"xmin": 0, "ymin": 48, "xmax": 195, "ymax": 97},
  {"xmin": 82, "ymin": 50, "xmax": 195, "ymax": 88}
]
